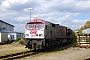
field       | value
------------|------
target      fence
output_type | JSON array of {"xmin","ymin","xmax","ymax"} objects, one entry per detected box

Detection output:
[{"xmin": 77, "ymin": 34, "xmax": 90, "ymax": 46}]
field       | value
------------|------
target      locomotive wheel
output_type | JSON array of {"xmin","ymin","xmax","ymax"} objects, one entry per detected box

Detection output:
[
  {"xmin": 42, "ymin": 42, "xmax": 45, "ymax": 49},
  {"xmin": 33, "ymin": 43, "xmax": 36, "ymax": 50},
  {"xmin": 46, "ymin": 43, "xmax": 48, "ymax": 48}
]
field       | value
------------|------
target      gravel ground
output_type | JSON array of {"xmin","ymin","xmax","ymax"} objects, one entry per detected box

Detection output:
[
  {"xmin": 0, "ymin": 43, "xmax": 90, "ymax": 60},
  {"xmin": 18, "ymin": 47, "xmax": 90, "ymax": 60},
  {"xmin": 0, "ymin": 43, "xmax": 30, "ymax": 56}
]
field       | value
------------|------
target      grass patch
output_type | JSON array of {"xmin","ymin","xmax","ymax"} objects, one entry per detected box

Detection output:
[
  {"xmin": 14, "ymin": 38, "xmax": 24, "ymax": 44},
  {"xmin": 15, "ymin": 38, "xmax": 20, "ymax": 42},
  {"xmin": 0, "ymin": 45, "xmax": 30, "ymax": 56},
  {"xmin": 88, "ymin": 36, "xmax": 90, "ymax": 44},
  {"xmin": 19, "ymin": 39, "xmax": 23, "ymax": 44}
]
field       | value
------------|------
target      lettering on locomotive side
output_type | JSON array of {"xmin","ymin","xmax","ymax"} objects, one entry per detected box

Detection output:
[{"xmin": 30, "ymin": 31, "xmax": 37, "ymax": 34}]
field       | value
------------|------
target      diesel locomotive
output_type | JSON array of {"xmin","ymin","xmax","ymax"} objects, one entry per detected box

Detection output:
[{"xmin": 24, "ymin": 18, "xmax": 73, "ymax": 50}]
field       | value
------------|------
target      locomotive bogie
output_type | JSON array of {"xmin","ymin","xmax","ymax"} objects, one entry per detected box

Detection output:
[{"xmin": 24, "ymin": 39, "xmax": 45, "ymax": 50}]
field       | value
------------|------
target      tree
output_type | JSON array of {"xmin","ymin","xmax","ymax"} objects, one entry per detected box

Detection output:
[
  {"xmin": 80, "ymin": 20, "xmax": 90, "ymax": 30},
  {"xmin": 79, "ymin": 20, "xmax": 90, "ymax": 33},
  {"xmin": 83, "ymin": 21, "xmax": 90, "ymax": 29}
]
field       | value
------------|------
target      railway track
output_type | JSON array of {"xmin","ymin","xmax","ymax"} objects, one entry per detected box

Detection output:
[
  {"xmin": 0, "ymin": 50, "xmax": 40, "ymax": 60},
  {"xmin": 74, "ymin": 45, "xmax": 90, "ymax": 49},
  {"xmin": 0, "ymin": 42, "xmax": 10, "ymax": 45},
  {"xmin": 0, "ymin": 41, "xmax": 14, "ymax": 45},
  {"xmin": 85, "ymin": 58, "xmax": 90, "ymax": 60}
]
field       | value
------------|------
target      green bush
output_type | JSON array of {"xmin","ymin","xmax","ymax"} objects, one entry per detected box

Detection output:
[
  {"xmin": 15, "ymin": 38, "xmax": 20, "ymax": 42},
  {"xmin": 72, "ymin": 32, "xmax": 78, "ymax": 46},
  {"xmin": 19, "ymin": 39, "xmax": 24, "ymax": 44},
  {"xmin": 89, "ymin": 36, "xmax": 90, "ymax": 44}
]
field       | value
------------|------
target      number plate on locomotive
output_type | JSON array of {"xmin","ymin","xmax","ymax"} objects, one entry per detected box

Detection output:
[{"xmin": 31, "ymin": 35, "xmax": 36, "ymax": 37}]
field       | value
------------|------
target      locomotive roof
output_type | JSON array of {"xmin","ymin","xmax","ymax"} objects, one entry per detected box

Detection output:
[{"xmin": 27, "ymin": 18, "xmax": 70, "ymax": 28}]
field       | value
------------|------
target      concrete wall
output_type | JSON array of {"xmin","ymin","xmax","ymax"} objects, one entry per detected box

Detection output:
[{"xmin": 0, "ymin": 33, "xmax": 8, "ymax": 42}]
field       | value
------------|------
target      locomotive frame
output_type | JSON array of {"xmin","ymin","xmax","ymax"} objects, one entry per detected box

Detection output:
[{"xmin": 24, "ymin": 18, "xmax": 73, "ymax": 50}]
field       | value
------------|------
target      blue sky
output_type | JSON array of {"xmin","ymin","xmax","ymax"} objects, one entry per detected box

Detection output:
[{"xmin": 0, "ymin": 0, "xmax": 90, "ymax": 32}]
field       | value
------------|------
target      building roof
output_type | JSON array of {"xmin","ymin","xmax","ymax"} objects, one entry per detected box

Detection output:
[
  {"xmin": 82, "ymin": 28, "xmax": 90, "ymax": 34},
  {"xmin": 0, "ymin": 31, "xmax": 24, "ymax": 34},
  {"xmin": 0, "ymin": 20, "xmax": 15, "ymax": 27}
]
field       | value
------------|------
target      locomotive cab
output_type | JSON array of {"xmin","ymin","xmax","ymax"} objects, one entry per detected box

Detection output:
[{"xmin": 24, "ymin": 18, "xmax": 45, "ymax": 50}]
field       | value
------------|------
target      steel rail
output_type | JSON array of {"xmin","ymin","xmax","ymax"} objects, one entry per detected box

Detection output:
[{"xmin": 0, "ymin": 50, "xmax": 40, "ymax": 60}]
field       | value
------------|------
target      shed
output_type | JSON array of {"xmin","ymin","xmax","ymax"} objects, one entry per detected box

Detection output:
[
  {"xmin": 0, "ymin": 32, "xmax": 8, "ymax": 42},
  {"xmin": 0, "ymin": 20, "xmax": 15, "ymax": 32},
  {"xmin": 82, "ymin": 28, "xmax": 90, "ymax": 34},
  {"xmin": 8, "ymin": 32, "xmax": 24, "ymax": 40}
]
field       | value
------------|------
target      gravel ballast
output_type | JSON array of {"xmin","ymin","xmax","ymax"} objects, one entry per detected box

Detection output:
[{"xmin": 19, "ymin": 47, "xmax": 90, "ymax": 60}]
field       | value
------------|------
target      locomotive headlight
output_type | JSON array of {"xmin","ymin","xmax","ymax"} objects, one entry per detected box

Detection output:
[
  {"xmin": 25, "ymin": 34, "xmax": 29, "ymax": 37},
  {"xmin": 36, "ymin": 34, "xmax": 38, "ymax": 36},
  {"xmin": 39, "ymin": 34, "xmax": 43, "ymax": 37}
]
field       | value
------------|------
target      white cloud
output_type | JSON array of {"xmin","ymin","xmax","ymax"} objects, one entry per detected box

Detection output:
[
  {"xmin": 46, "ymin": 0, "xmax": 90, "ymax": 13},
  {"xmin": 0, "ymin": 0, "xmax": 90, "ymax": 32},
  {"xmin": 15, "ymin": 16, "xmax": 29, "ymax": 22},
  {"xmin": 0, "ymin": 0, "xmax": 40, "ymax": 11},
  {"xmin": 14, "ymin": 24, "xmax": 25, "ymax": 32},
  {"xmin": 1, "ymin": 0, "xmax": 10, "ymax": 8}
]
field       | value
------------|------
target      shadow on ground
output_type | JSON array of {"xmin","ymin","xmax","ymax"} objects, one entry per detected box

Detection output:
[{"xmin": 42, "ymin": 43, "xmax": 74, "ymax": 52}]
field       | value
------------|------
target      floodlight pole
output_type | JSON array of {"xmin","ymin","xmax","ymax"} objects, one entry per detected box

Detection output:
[{"xmin": 27, "ymin": 8, "xmax": 34, "ymax": 21}]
